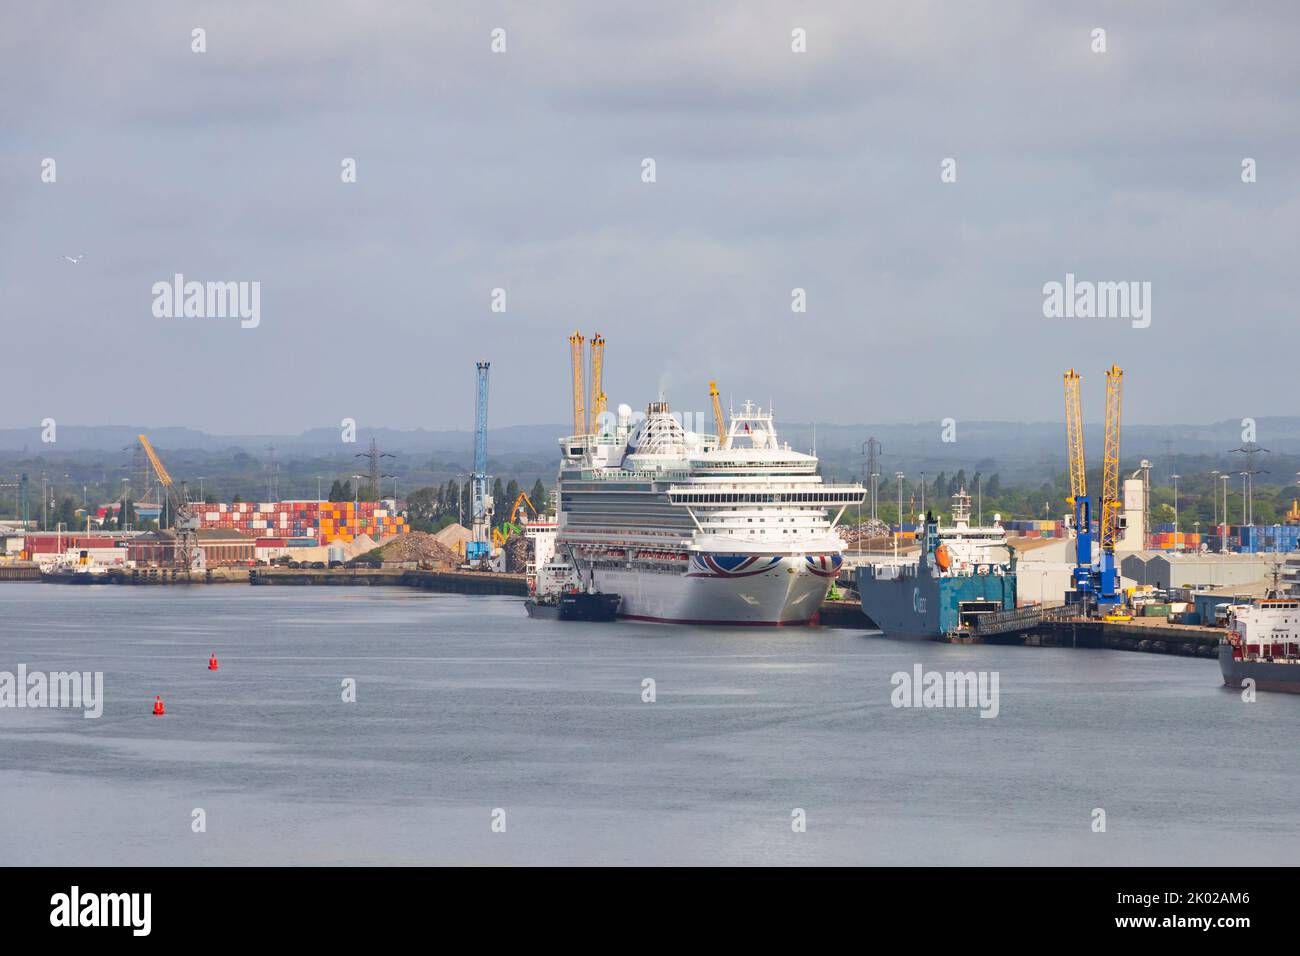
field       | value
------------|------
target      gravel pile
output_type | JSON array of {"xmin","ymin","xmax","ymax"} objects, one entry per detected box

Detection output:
[{"xmin": 378, "ymin": 532, "xmax": 459, "ymax": 568}]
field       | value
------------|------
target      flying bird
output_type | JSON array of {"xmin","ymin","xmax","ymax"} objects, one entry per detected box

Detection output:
[{"xmin": 62, "ymin": 255, "xmax": 83, "ymax": 264}]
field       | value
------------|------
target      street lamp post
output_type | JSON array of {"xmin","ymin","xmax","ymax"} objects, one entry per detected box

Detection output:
[
  {"xmin": 1211, "ymin": 470, "xmax": 1219, "ymax": 531},
  {"xmin": 920, "ymin": 471, "xmax": 925, "ymax": 518},
  {"xmin": 455, "ymin": 473, "xmax": 470, "ymax": 528},
  {"xmin": 1171, "ymin": 474, "xmax": 1180, "ymax": 552},
  {"xmin": 352, "ymin": 475, "xmax": 365, "ymax": 536},
  {"xmin": 1220, "ymin": 474, "xmax": 1229, "ymax": 554},
  {"xmin": 1240, "ymin": 473, "xmax": 1249, "ymax": 548},
  {"xmin": 895, "ymin": 472, "xmax": 905, "ymax": 559}
]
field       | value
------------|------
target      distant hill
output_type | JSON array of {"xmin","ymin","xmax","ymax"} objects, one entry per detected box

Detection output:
[{"xmin": 2, "ymin": 418, "xmax": 1296, "ymax": 496}]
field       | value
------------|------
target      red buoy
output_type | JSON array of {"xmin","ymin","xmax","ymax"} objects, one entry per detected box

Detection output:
[
  {"xmin": 152, "ymin": 695, "xmax": 165, "ymax": 716},
  {"xmin": 208, "ymin": 654, "xmax": 219, "ymax": 671}
]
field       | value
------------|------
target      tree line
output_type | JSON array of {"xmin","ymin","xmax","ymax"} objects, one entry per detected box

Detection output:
[{"xmin": 403, "ymin": 478, "xmax": 549, "ymax": 533}]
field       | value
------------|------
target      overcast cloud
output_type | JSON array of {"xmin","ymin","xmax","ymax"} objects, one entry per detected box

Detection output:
[{"xmin": 2, "ymin": 1, "xmax": 1297, "ymax": 432}]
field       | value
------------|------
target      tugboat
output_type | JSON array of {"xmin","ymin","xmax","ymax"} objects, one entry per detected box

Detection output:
[
  {"xmin": 40, "ymin": 550, "xmax": 112, "ymax": 584},
  {"xmin": 1220, "ymin": 589, "xmax": 1300, "ymax": 694}
]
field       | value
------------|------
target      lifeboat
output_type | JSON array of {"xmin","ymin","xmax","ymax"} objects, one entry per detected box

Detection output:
[{"xmin": 934, "ymin": 544, "xmax": 952, "ymax": 572}]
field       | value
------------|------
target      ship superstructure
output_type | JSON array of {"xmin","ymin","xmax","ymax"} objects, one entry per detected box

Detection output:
[
  {"xmin": 931, "ymin": 487, "xmax": 1010, "ymax": 571},
  {"xmin": 553, "ymin": 398, "xmax": 864, "ymax": 625}
]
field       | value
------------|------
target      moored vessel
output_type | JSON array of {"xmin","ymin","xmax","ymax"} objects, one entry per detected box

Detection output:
[
  {"xmin": 855, "ymin": 491, "xmax": 1016, "ymax": 640},
  {"xmin": 1220, "ymin": 596, "xmax": 1300, "ymax": 694},
  {"xmin": 554, "ymin": 398, "xmax": 864, "ymax": 625}
]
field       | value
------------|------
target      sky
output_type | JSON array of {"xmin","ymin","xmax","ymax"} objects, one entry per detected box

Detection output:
[{"xmin": 2, "ymin": 1, "xmax": 1297, "ymax": 433}]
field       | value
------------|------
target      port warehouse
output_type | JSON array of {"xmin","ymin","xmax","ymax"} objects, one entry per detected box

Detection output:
[{"xmin": 18, "ymin": 529, "xmax": 265, "ymax": 567}]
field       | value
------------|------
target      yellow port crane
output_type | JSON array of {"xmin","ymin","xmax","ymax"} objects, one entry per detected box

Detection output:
[
  {"xmin": 589, "ymin": 332, "xmax": 607, "ymax": 434},
  {"xmin": 568, "ymin": 331, "xmax": 585, "ymax": 436},
  {"xmin": 1063, "ymin": 369, "xmax": 1086, "ymax": 505},
  {"xmin": 1060, "ymin": 366, "xmax": 1123, "ymax": 611},
  {"xmin": 709, "ymin": 380, "xmax": 727, "ymax": 448},
  {"xmin": 138, "ymin": 434, "xmax": 204, "ymax": 572},
  {"xmin": 1100, "ymin": 364, "xmax": 1123, "ymax": 553}
]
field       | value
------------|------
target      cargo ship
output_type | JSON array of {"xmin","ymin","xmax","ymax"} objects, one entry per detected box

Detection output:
[
  {"xmin": 524, "ymin": 590, "xmax": 622, "ymax": 622},
  {"xmin": 1220, "ymin": 596, "xmax": 1300, "ymax": 694},
  {"xmin": 552, "ymin": 399, "xmax": 864, "ymax": 625},
  {"xmin": 855, "ymin": 490, "xmax": 1016, "ymax": 640},
  {"xmin": 524, "ymin": 536, "xmax": 622, "ymax": 623}
]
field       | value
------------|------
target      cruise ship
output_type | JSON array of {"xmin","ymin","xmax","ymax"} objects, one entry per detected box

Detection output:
[{"xmin": 549, "ymin": 399, "xmax": 865, "ymax": 625}]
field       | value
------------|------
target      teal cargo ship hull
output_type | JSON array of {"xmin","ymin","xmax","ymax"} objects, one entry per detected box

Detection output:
[
  {"xmin": 855, "ymin": 565, "xmax": 1015, "ymax": 639},
  {"xmin": 855, "ymin": 512, "xmax": 1015, "ymax": 640}
]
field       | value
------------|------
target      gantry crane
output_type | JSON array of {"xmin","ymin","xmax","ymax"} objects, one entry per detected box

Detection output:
[
  {"xmin": 589, "ymin": 333, "xmax": 607, "ymax": 434},
  {"xmin": 709, "ymin": 380, "xmax": 728, "ymax": 448},
  {"xmin": 568, "ymin": 331, "xmax": 585, "ymax": 437},
  {"xmin": 138, "ymin": 434, "xmax": 204, "ymax": 571},
  {"xmin": 1061, "ymin": 367, "xmax": 1123, "ymax": 612}
]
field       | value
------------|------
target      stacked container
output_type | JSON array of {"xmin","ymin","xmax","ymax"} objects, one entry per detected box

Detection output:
[{"xmin": 196, "ymin": 500, "xmax": 407, "ymax": 544}]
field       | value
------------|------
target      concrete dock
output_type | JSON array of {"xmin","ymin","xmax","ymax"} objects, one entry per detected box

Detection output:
[{"xmin": 1024, "ymin": 616, "xmax": 1221, "ymax": 658}]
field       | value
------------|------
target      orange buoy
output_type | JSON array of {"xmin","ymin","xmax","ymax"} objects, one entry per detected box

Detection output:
[
  {"xmin": 152, "ymin": 695, "xmax": 165, "ymax": 716},
  {"xmin": 208, "ymin": 654, "xmax": 219, "ymax": 671}
]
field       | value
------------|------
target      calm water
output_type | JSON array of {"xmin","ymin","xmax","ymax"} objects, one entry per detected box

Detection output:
[{"xmin": 0, "ymin": 583, "xmax": 1295, "ymax": 865}]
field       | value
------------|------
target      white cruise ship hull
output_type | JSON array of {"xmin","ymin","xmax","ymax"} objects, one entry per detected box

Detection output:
[{"xmin": 591, "ymin": 553, "xmax": 838, "ymax": 626}]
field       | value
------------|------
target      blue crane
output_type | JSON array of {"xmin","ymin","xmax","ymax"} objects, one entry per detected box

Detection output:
[
  {"xmin": 1063, "ymin": 366, "xmax": 1125, "ymax": 613},
  {"xmin": 466, "ymin": 361, "xmax": 492, "ymax": 563}
]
